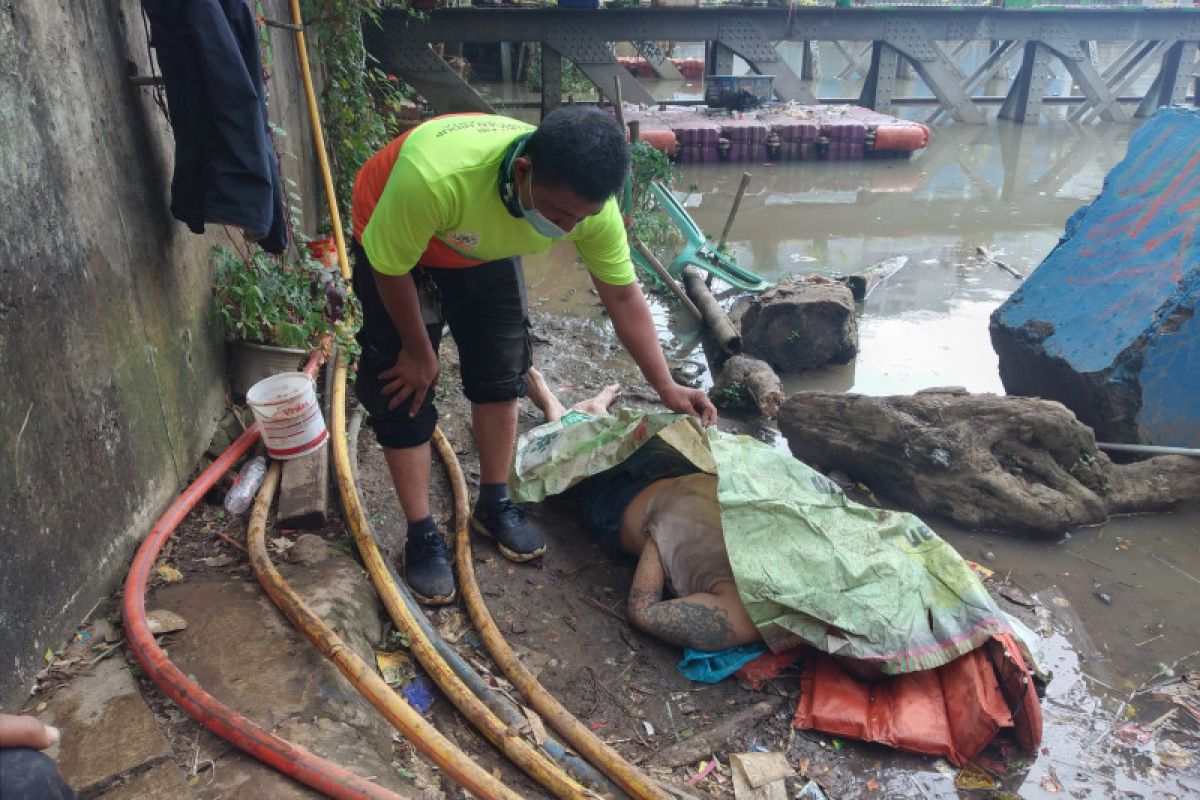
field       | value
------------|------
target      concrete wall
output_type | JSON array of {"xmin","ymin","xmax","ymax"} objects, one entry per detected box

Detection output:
[{"xmin": 0, "ymin": 0, "xmax": 324, "ymax": 706}]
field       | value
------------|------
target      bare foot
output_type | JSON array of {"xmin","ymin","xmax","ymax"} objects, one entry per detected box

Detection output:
[
  {"xmin": 571, "ymin": 383, "xmax": 622, "ymax": 417},
  {"xmin": 526, "ymin": 367, "xmax": 568, "ymax": 423}
]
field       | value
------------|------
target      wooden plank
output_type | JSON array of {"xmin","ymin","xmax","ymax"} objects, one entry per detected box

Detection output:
[{"xmin": 277, "ymin": 447, "xmax": 329, "ymax": 529}]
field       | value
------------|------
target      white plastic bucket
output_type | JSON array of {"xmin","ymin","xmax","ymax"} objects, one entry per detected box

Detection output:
[{"xmin": 245, "ymin": 373, "xmax": 328, "ymax": 460}]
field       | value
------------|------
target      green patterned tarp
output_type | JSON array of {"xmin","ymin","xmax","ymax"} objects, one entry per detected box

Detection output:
[{"xmin": 512, "ymin": 411, "xmax": 1010, "ymax": 674}]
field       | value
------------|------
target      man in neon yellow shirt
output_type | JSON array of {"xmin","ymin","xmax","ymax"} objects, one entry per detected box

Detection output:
[{"xmin": 351, "ymin": 107, "xmax": 716, "ymax": 604}]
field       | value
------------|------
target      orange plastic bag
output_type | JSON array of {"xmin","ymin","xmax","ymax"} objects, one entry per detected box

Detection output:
[{"xmin": 793, "ymin": 634, "xmax": 1039, "ymax": 766}]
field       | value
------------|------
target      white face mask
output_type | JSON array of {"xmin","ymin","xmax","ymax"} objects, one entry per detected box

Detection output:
[{"xmin": 520, "ymin": 167, "xmax": 568, "ymax": 239}]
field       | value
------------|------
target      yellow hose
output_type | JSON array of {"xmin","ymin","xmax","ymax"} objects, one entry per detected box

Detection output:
[
  {"xmin": 288, "ymin": 0, "xmax": 350, "ymax": 279},
  {"xmin": 286, "ymin": 4, "xmax": 595, "ymax": 795},
  {"xmin": 247, "ymin": 462, "xmax": 520, "ymax": 800},
  {"xmin": 329, "ymin": 361, "xmax": 595, "ymax": 799},
  {"xmin": 434, "ymin": 429, "xmax": 672, "ymax": 800}
]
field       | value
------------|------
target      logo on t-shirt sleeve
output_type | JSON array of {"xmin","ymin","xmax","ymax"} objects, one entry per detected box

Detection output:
[{"xmin": 446, "ymin": 230, "xmax": 480, "ymax": 250}]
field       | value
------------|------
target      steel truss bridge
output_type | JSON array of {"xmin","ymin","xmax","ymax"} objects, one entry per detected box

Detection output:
[{"xmin": 368, "ymin": 6, "xmax": 1200, "ymax": 124}]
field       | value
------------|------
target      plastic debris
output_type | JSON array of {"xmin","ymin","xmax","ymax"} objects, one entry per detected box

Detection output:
[
  {"xmin": 146, "ymin": 609, "xmax": 188, "ymax": 635},
  {"xmin": 795, "ymin": 780, "xmax": 830, "ymax": 800},
  {"xmin": 401, "ymin": 675, "xmax": 436, "ymax": 714},
  {"xmin": 954, "ymin": 763, "xmax": 997, "ymax": 790},
  {"xmin": 1156, "ymin": 739, "xmax": 1193, "ymax": 770},
  {"xmin": 687, "ymin": 759, "xmax": 718, "ymax": 785},
  {"xmin": 155, "ymin": 564, "xmax": 183, "ymax": 583},
  {"xmin": 375, "ymin": 651, "xmax": 412, "ymax": 686},
  {"xmin": 1113, "ymin": 723, "xmax": 1151, "ymax": 745}
]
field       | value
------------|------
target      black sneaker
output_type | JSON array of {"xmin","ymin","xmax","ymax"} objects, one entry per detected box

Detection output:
[
  {"xmin": 403, "ymin": 528, "xmax": 457, "ymax": 605},
  {"xmin": 471, "ymin": 498, "xmax": 547, "ymax": 562}
]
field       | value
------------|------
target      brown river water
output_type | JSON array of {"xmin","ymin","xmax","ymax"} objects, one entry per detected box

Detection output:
[{"xmin": 519, "ymin": 115, "xmax": 1199, "ymax": 797}]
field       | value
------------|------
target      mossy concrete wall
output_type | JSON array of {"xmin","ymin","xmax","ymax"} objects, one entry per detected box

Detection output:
[{"xmin": 0, "ymin": 0, "xmax": 324, "ymax": 706}]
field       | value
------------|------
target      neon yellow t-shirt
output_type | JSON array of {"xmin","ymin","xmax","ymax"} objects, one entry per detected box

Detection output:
[{"xmin": 360, "ymin": 115, "xmax": 634, "ymax": 285}]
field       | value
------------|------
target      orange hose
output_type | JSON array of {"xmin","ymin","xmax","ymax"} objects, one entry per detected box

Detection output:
[
  {"xmin": 435, "ymin": 429, "xmax": 673, "ymax": 800},
  {"xmin": 123, "ymin": 356, "xmax": 404, "ymax": 800},
  {"xmin": 246, "ymin": 461, "xmax": 521, "ymax": 800}
]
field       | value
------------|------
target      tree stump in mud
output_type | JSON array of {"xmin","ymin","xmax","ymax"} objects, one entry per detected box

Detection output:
[
  {"xmin": 710, "ymin": 355, "xmax": 783, "ymax": 418},
  {"xmin": 739, "ymin": 277, "xmax": 858, "ymax": 373},
  {"xmin": 778, "ymin": 388, "xmax": 1200, "ymax": 538}
]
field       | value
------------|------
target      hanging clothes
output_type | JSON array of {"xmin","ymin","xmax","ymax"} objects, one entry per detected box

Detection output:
[{"xmin": 141, "ymin": 0, "xmax": 286, "ymax": 253}]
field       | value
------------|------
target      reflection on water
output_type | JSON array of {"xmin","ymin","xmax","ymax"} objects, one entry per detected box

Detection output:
[{"xmin": 678, "ymin": 120, "xmax": 1133, "ymax": 395}]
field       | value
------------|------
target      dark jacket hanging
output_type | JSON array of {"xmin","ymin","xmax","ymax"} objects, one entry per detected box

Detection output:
[{"xmin": 142, "ymin": 0, "xmax": 286, "ymax": 253}]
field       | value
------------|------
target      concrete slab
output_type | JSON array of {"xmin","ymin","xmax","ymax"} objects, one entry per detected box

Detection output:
[
  {"xmin": 991, "ymin": 107, "xmax": 1200, "ymax": 447},
  {"xmin": 39, "ymin": 657, "xmax": 174, "ymax": 795},
  {"xmin": 147, "ymin": 555, "xmax": 404, "ymax": 796},
  {"xmin": 96, "ymin": 761, "xmax": 196, "ymax": 800}
]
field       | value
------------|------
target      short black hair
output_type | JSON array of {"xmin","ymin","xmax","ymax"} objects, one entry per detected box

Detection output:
[{"xmin": 525, "ymin": 106, "xmax": 629, "ymax": 203}]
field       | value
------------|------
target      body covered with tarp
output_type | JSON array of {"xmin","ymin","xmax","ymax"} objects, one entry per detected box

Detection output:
[
  {"xmin": 513, "ymin": 410, "xmax": 1043, "ymax": 764},
  {"xmin": 512, "ymin": 409, "xmax": 1012, "ymax": 675}
]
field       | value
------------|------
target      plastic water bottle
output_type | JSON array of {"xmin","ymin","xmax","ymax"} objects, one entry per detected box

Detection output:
[{"xmin": 224, "ymin": 456, "xmax": 267, "ymax": 514}]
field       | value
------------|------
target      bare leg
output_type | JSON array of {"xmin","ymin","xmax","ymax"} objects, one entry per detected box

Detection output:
[
  {"xmin": 525, "ymin": 367, "xmax": 568, "ymax": 423},
  {"xmin": 383, "ymin": 443, "xmax": 432, "ymax": 522},
  {"xmin": 570, "ymin": 383, "xmax": 622, "ymax": 417},
  {"xmin": 473, "ymin": 399, "xmax": 518, "ymax": 484},
  {"xmin": 527, "ymin": 366, "xmax": 623, "ymax": 424}
]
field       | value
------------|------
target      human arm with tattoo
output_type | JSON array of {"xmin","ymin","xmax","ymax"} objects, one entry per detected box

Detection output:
[{"xmin": 625, "ymin": 539, "xmax": 760, "ymax": 651}]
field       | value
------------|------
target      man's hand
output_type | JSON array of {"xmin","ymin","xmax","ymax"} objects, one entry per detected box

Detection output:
[
  {"xmin": 380, "ymin": 349, "xmax": 439, "ymax": 416},
  {"xmin": 657, "ymin": 383, "xmax": 717, "ymax": 427},
  {"xmin": 0, "ymin": 714, "xmax": 59, "ymax": 750}
]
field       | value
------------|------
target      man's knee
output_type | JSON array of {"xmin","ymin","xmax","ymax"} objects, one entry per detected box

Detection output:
[{"xmin": 0, "ymin": 748, "xmax": 75, "ymax": 799}]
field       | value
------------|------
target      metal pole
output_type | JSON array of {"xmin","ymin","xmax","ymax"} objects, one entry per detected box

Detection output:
[{"xmin": 1097, "ymin": 442, "xmax": 1200, "ymax": 458}]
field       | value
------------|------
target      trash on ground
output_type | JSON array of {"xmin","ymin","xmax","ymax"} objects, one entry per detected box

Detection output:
[
  {"xmin": 729, "ymin": 751, "xmax": 792, "ymax": 800},
  {"xmin": 146, "ymin": 609, "xmax": 188, "ymax": 635},
  {"xmin": 401, "ymin": 675, "xmax": 436, "ymax": 714},
  {"xmin": 375, "ymin": 650, "xmax": 413, "ymax": 686},
  {"xmin": 1156, "ymin": 739, "xmax": 1192, "ymax": 770},
  {"xmin": 155, "ymin": 564, "xmax": 184, "ymax": 583}
]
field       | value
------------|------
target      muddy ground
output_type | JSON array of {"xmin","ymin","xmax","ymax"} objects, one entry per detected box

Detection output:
[{"xmin": 26, "ymin": 302, "xmax": 1200, "ymax": 800}]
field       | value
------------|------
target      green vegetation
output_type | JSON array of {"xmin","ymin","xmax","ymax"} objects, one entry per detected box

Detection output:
[
  {"xmin": 628, "ymin": 140, "xmax": 682, "ymax": 251},
  {"xmin": 210, "ymin": 244, "xmax": 360, "ymax": 357},
  {"xmin": 300, "ymin": 0, "xmax": 419, "ymax": 227}
]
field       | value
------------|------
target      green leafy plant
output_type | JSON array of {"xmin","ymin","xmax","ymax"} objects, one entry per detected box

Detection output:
[
  {"xmin": 628, "ymin": 140, "xmax": 681, "ymax": 251},
  {"xmin": 210, "ymin": 244, "xmax": 360, "ymax": 357}
]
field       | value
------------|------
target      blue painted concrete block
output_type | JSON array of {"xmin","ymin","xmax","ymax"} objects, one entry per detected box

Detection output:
[{"xmin": 991, "ymin": 107, "xmax": 1200, "ymax": 447}]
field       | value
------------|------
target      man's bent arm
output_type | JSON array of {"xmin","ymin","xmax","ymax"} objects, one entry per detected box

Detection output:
[{"xmin": 626, "ymin": 540, "xmax": 747, "ymax": 651}]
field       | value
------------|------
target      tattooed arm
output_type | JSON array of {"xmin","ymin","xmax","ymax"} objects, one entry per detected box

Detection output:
[{"xmin": 625, "ymin": 539, "xmax": 761, "ymax": 651}]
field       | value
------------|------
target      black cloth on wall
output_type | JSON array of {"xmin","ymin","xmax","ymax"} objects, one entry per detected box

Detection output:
[{"xmin": 141, "ymin": 0, "xmax": 286, "ymax": 253}]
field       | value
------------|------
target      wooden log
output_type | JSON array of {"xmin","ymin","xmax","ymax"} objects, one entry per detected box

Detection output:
[
  {"xmin": 640, "ymin": 701, "xmax": 776, "ymax": 768},
  {"xmin": 711, "ymin": 355, "xmax": 783, "ymax": 418},
  {"xmin": 632, "ymin": 238, "xmax": 702, "ymax": 322},
  {"xmin": 717, "ymin": 172, "xmax": 752, "ymax": 251},
  {"xmin": 277, "ymin": 447, "xmax": 329, "ymax": 529},
  {"xmin": 682, "ymin": 266, "xmax": 741, "ymax": 354}
]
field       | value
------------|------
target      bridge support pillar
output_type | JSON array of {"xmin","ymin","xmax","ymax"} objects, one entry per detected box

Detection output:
[
  {"xmin": 543, "ymin": 25, "xmax": 655, "ymax": 106},
  {"xmin": 541, "ymin": 45, "xmax": 562, "ymax": 119},
  {"xmin": 998, "ymin": 41, "xmax": 1053, "ymax": 123},
  {"xmin": 633, "ymin": 40, "xmax": 683, "ymax": 80},
  {"xmin": 707, "ymin": 41, "xmax": 735, "ymax": 76},
  {"xmin": 859, "ymin": 41, "xmax": 900, "ymax": 115},
  {"xmin": 1136, "ymin": 41, "xmax": 1197, "ymax": 117},
  {"xmin": 880, "ymin": 22, "xmax": 983, "ymax": 124},
  {"xmin": 801, "ymin": 40, "xmax": 821, "ymax": 81},
  {"xmin": 364, "ymin": 26, "xmax": 493, "ymax": 114}
]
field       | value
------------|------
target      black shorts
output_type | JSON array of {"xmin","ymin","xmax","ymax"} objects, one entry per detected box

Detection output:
[{"xmin": 352, "ymin": 241, "xmax": 532, "ymax": 449}]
